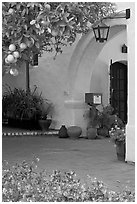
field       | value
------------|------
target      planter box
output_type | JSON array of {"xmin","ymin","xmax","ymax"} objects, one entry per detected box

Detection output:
[{"xmin": 8, "ymin": 118, "xmax": 40, "ymax": 130}]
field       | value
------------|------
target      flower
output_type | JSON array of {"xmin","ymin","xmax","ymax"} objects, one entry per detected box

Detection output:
[
  {"xmin": 2, "ymin": 159, "xmax": 135, "ymax": 202},
  {"xmin": 109, "ymin": 124, "xmax": 126, "ymax": 143}
]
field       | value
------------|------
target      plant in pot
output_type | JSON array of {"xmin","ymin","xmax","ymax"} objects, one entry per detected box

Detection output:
[
  {"xmin": 38, "ymin": 101, "xmax": 53, "ymax": 131},
  {"xmin": 85, "ymin": 105, "xmax": 100, "ymax": 139},
  {"xmin": 109, "ymin": 119, "xmax": 126, "ymax": 161},
  {"xmin": 2, "ymin": 85, "xmax": 47, "ymax": 130},
  {"xmin": 97, "ymin": 105, "xmax": 124, "ymax": 137}
]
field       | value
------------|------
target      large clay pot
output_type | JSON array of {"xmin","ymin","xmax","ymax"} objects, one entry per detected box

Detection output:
[
  {"xmin": 58, "ymin": 125, "xmax": 68, "ymax": 138},
  {"xmin": 67, "ymin": 126, "xmax": 82, "ymax": 139},
  {"xmin": 38, "ymin": 119, "xmax": 52, "ymax": 131},
  {"xmin": 115, "ymin": 140, "xmax": 125, "ymax": 161},
  {"xmin": 87, "ymin": 127, "xmax": 97, "ymax": 139}
]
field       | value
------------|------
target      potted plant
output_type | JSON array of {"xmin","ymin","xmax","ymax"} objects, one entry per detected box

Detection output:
[
  {"xmin": 84, "ymin": 105, "xmax": 100, "ymax": 139},
  {"xmin": 38, "ymin": 101, "xmax": 53, "ymax": 131},
  {"xmin": 2, "ymin": 85, "xmax": 51, "ymax": 130},
  {"xmin": 109, "ymin": 122, "xmax": 126, "ymax": 161},
  {"xmin": 97, "ymin": 105, "xmax": 124, "ymax": 137},
  {"xmin": 97, "ymin": 105, "xmax": 114, "ymax": 136}
]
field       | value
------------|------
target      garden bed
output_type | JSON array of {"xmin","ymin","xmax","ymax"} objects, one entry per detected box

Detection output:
[{"xmin": 2, "ymin": 158, "xmax": 135, "ymax": 202}]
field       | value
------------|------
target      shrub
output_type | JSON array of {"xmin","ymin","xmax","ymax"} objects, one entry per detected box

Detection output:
[
  {"xmin": 2, "ymin": 85, "xmax": 52, "ymax": 120},
  {"xmin": 2, "ymin": 158, "xmax": 135, "ymax": 202}
]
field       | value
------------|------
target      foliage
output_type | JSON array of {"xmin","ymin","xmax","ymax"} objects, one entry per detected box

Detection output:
[
  {"xmin": 109, "ymin": 125, "xmax": 126, "ymax": 143},
  {"xmin": 2, "ymin": 158, "xmax": 135, "ymax": 202},
  {"xmin": 2, "ymin": 85, "xmax": 52, "ymax": 120},
  {"xmin": 84, "ymin": 105, "xmax": 100, "ymax": 128},
  {"xmin": 98, "ymin": 105, "xmax": 124, "ymax": 130},
  {"xmin": 109, "ymin": 112, "xmax": 126, "ymax": 143},
  {"xmin": 2, "ymin": 2, "xmax": 116, "ymax": 74}
]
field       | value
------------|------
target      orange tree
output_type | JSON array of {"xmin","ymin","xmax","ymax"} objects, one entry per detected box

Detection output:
[{"xmin": 2, "ymin": 2, "xmax": 115, "ymax": 91}]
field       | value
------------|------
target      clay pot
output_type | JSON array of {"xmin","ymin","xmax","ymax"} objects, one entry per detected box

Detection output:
[
  {"xmin": 38, "ymin": 119, "xmax": 52, "ymax": 131},
  {"xmin": 58, "ymin": 125, "xmax": 68, "ymax": 138},
  {"xmin": 67, "ymin": 126, "xmax": 82, "ymax": 139},
  {"xmin": 87, "ymin": 127, "xmax": 97, "ymax": 139},
  {"xmin": 115, "ymin": 140, "xmax": 125, "ymax": 161}
]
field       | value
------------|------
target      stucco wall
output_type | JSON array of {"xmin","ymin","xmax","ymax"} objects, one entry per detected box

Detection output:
[{"xmin": 126, "ymin": 3, "xmax": 135, "ymax": 162}]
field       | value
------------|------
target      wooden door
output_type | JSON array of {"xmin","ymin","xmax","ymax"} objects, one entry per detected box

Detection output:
[{"xmin": 110, "ymin": 61, "xmax": 128, "ymax": 124}]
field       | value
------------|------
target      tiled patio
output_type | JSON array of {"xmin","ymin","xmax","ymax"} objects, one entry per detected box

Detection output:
[{"xmin": 2, "ymin": 126, "xmax": 135, "ymax": 193}]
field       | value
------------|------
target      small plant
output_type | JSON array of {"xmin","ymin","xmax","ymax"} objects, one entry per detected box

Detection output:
[
  {"xmin": 2, "ymin": 158, "xmax": 135, "ymax": 202},
  {"xmin": 109, "ymin": 116, "xmax": 126, "ymax": 143},
  {"xmin": 98, "ymin": 105, "xmax": 124, "ymax": 130},
  {"xmin": 39, "ymin": 102, "xmax": 53, "ymax": 120},
  {"xmin": 84, "ymin": 105, "xmax": 100, "ymax": 128},
  {"xmin": 109, "ymin": 125, "xmax": 126, "ymax": 143}
]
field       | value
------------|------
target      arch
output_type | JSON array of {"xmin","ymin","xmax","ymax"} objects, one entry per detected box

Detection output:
[{"xmin": 68, "ymin": 24, "xmax": 126, "ymax": 100}]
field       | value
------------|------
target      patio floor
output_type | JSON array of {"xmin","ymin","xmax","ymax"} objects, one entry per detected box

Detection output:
[{"xmin": 2, "ymin": 126, "xmax": 135, "ymax": 193}]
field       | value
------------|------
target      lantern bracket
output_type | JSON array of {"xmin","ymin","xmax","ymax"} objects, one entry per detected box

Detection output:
[{"xmin": 92, "ymin": 8, "xmax": 130, "ymax": 43}]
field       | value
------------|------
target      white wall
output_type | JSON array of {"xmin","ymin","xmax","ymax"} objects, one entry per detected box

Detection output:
[{"xmin": 126, "ymin": 3, "xmax": 135, "ymax": 162}]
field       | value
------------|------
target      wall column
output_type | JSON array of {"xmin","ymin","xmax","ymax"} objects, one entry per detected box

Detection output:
[{"xmin": 126, "ymin": 3, "xmax": 135, "ymax": 162}]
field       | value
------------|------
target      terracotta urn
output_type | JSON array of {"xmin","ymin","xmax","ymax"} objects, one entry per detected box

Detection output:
[
  {"xmin": 38, "ymin": 119, "xmax": 52, "ymax": 131},
  {"xmin": 58, "ymin": 125, "xmax": 68, "ymax": 138},
  {"xmin": 67, "ymin": 126, "xmax": 82, "ymax": 139},
  {"xmin": 87, "ymin": 127, "xmax": 97, "ymax": 139}
]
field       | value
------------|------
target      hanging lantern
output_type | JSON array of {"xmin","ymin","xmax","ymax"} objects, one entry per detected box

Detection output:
[
  {"xmin": 92, "ymin": 9, "xmax": 130, "ymax": 43},
  {"xmin": 92, "ymin": 21, "xmax": 110, "ymax": 43}
]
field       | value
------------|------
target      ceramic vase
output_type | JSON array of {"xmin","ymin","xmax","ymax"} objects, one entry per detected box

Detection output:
[
  {"xmin": 67, "ymin": 126, "xmax": 82, "ymax": 139},
  {"xmin": 87, "ymin": 127, "xmax": 97, "ymax": 139}
]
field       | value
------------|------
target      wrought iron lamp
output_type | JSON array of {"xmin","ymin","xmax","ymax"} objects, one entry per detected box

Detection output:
[{"xmin": 93, "ymin": 8, "xmax": 130, "ymax": 43}]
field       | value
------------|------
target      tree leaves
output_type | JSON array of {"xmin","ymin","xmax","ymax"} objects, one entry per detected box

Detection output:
[{"xmin": 2, "ymin": 2, "xmax": 116, "ymax": 71}]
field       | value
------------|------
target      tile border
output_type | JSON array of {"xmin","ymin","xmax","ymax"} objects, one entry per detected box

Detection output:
[{"xmin": 2, "ymin": 131, "xmax": 59, "ymax": 137}]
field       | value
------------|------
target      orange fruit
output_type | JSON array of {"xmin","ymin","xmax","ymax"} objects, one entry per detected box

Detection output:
[{"xmin": 9, "ymin": 44, "xmax": 16, "ymax": 52}]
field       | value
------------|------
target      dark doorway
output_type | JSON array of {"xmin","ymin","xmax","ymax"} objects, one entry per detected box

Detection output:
[{"xmin": 110, "ymin": 60, "xmax": 128, "ymax": 124}]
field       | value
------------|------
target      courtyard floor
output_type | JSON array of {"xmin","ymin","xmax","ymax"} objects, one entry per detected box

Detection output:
[{"xmin": 2, "ymin": 126, "xmax": 135, "ymax": 193}]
